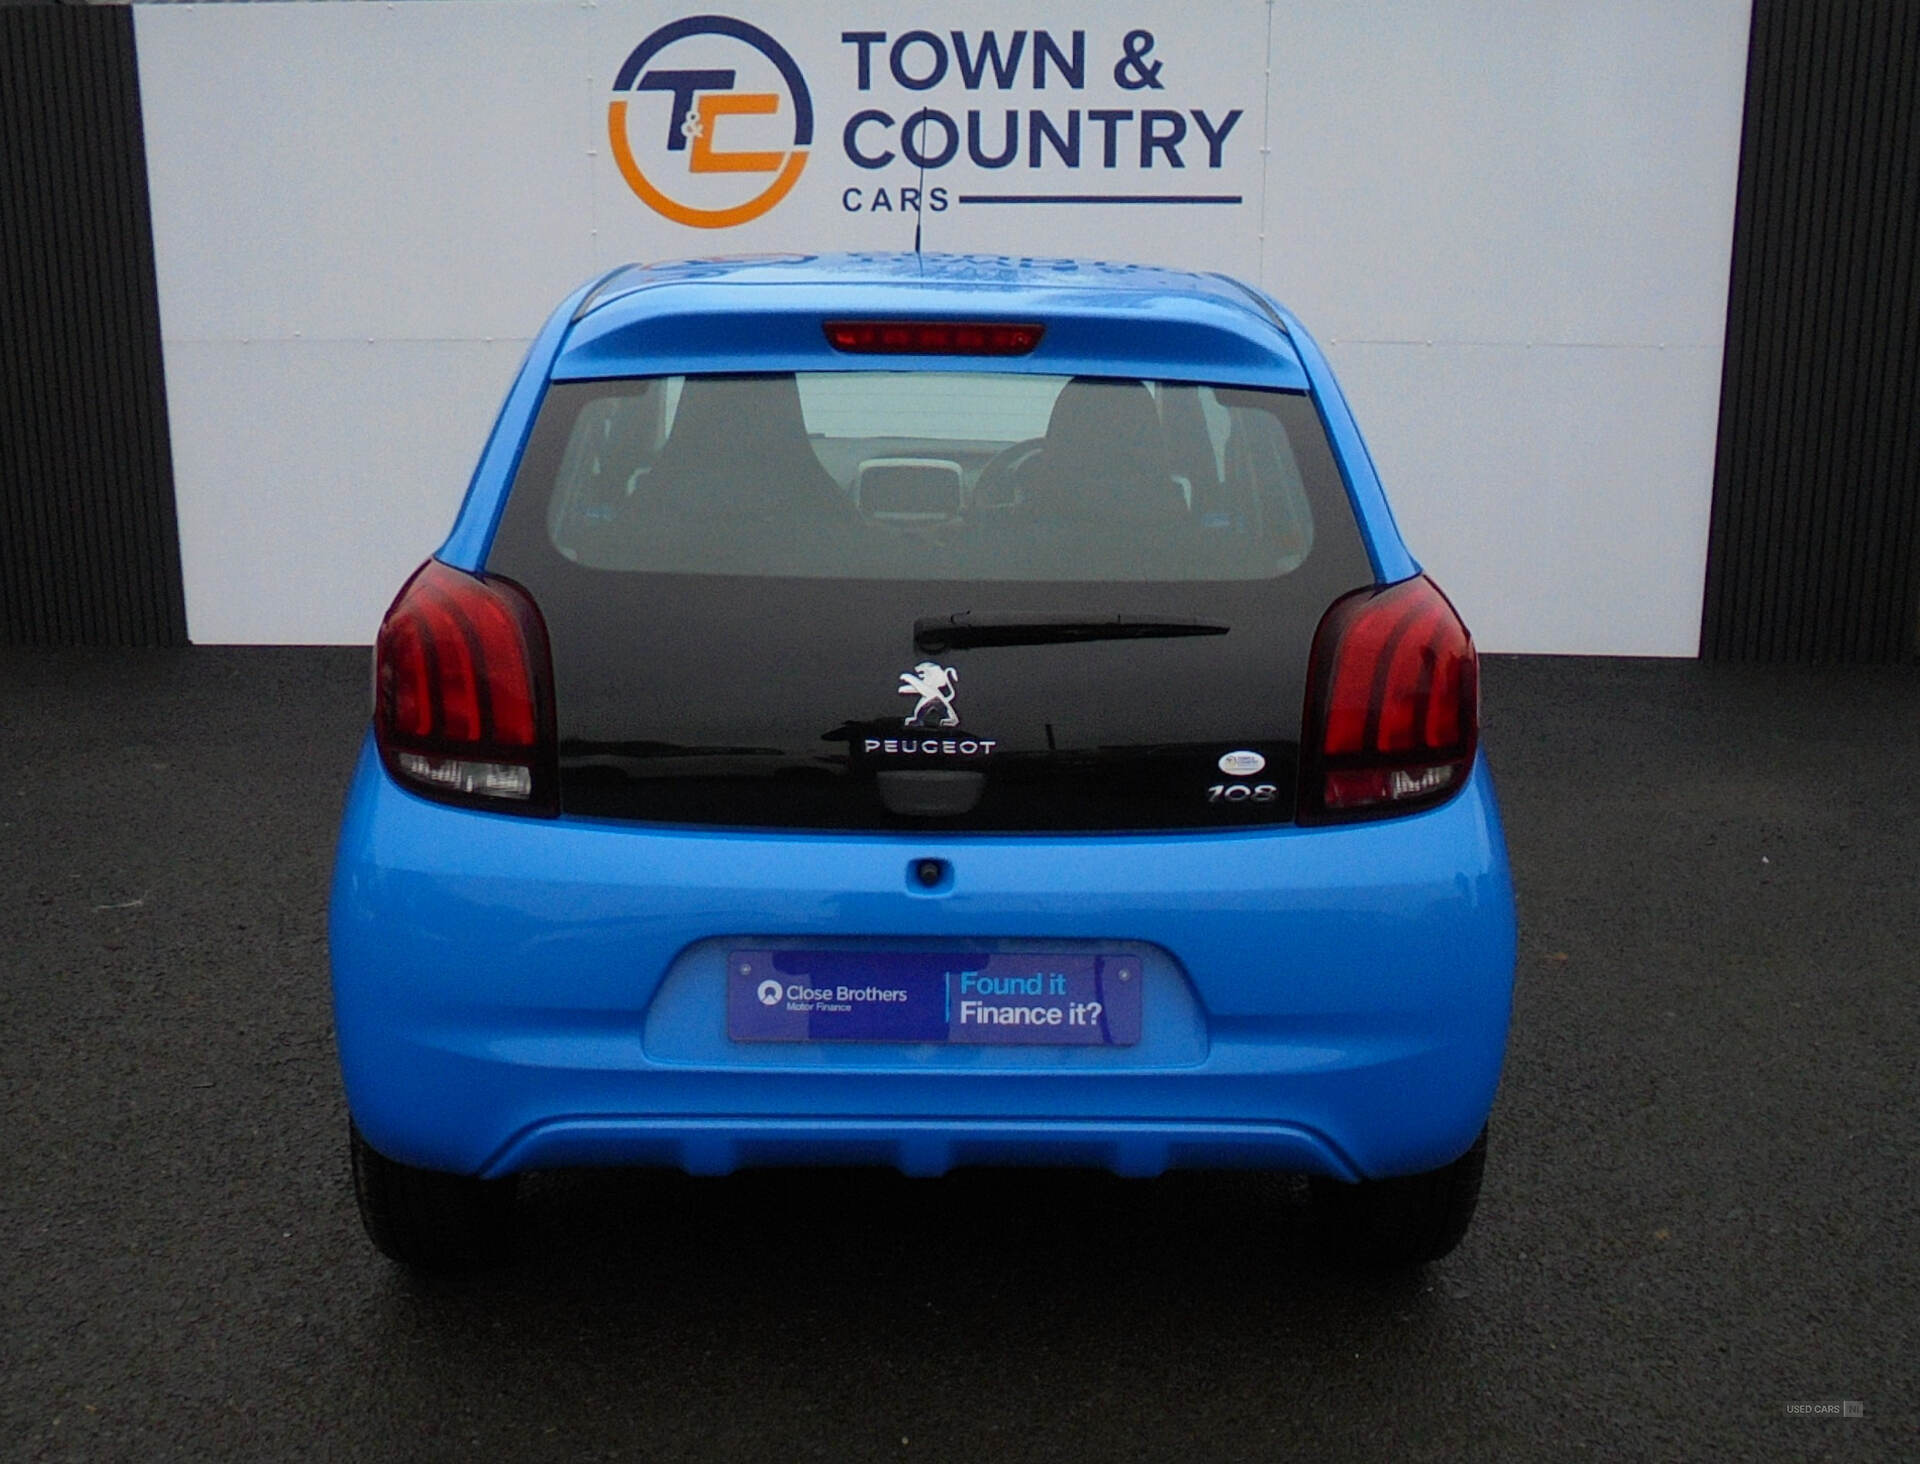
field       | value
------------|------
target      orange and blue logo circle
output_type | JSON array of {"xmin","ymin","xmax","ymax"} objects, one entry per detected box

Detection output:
[{"xmin": 608, "ymin": 16, "xmax": 813, "ymax": 229}]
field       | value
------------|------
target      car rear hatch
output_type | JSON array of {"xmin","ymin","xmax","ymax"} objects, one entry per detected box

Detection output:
[{"xmin": 482, "ymin": 365, "xmax": 1375, "ymax": 832}]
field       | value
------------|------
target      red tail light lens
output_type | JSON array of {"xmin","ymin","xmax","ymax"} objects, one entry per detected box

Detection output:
[
  {"xmin": 1299, "ymin": 575, "xmax": 1478, "ymax": 823},
  {"xmin": 823, "ymin": 320, "xmax": 1044, "ymax": 355},
  {"xmin": 373, "ymin": 560, "xmax": 557, "ymax": 816}
]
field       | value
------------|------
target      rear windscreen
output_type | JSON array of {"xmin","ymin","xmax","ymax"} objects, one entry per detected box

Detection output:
[{"xmin": 507, "ymin": 371, "xmax": 1361, "ymax": 583}]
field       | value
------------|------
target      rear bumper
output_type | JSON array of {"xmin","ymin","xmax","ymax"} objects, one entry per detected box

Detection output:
[
  {"xmin": 329, "ymin": 735, "xmax": 1516, "ymax": 1182},
  {"xmin": 484, "ymin": 1118, "xmax": 1353, "ymax": 1182}
]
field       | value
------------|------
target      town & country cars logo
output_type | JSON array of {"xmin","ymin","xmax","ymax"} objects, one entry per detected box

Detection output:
[{"xmin": 608, "ymin": 15, "xmax": 813, "ymax": 229}]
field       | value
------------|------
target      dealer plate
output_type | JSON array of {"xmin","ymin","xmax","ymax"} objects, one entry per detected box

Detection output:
[{"xmin": 727, "ymin": 949, "xmax": 1141, "ymax": 1046}]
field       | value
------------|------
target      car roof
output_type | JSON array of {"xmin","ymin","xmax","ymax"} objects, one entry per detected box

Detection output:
[
  {"xmin": 551, "ymin": 252, "xmax": 1308, "ymax": 389},
  {"xmin": 571, "ymin": 251, "xmax": 1286, "ymax": 317}
]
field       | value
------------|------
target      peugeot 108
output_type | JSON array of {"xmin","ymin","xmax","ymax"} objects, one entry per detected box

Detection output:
[{"xmin": 329, "ymin": 253, "xmax": 1517, "ymax": 1271}]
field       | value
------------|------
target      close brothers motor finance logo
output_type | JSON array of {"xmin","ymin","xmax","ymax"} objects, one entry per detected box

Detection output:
[{"xmin": 608, "ymin": 15, "xmax": 813, "ymax": 229}]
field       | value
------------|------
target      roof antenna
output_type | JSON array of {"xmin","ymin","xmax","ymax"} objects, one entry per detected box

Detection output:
[{"xmin": 910, "ymin": 115, "xmax": 928, "ymax": 260}]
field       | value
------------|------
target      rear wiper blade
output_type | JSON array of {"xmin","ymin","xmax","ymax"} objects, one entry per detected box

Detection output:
[{"xmin": 914, "ymin": 613, "xmax": 1230, "ymax": 654}]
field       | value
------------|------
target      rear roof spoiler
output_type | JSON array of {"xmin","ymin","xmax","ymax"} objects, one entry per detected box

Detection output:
[
  {"xmin": 570, "ymin": 264, "xmax": 650, "ymax": 323},
  {"xmin": 1206, "ymin": 273, "xmax": 1291, "ymax": 335}
]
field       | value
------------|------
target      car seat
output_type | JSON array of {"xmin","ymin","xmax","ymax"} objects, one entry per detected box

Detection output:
[
  {"xmin": 640, "ymin": 375, "xmax": 850, "ymax": 521},
  {"xmin": 1021, "ymin": 378, "xmax": 1187, "ymax": 526}
]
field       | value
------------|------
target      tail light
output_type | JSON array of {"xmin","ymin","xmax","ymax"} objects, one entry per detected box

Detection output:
[
  {"xmin": 373, "ymin": 560, "xmax": 558, "ymax": 816},
  {"xmin": 1298, "ymin": 575, "xmax": 1478, "ymax": 823}
]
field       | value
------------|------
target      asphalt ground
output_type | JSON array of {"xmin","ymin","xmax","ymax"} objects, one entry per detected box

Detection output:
[{"xmin": 1, "ymin": 648, "xmax": 1914, "ymax": 1462}]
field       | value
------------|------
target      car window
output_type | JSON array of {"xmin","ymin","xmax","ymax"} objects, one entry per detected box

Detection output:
[{"xmin": 523, "ymin": 372, "xmax": 1347, "ymax": 583}]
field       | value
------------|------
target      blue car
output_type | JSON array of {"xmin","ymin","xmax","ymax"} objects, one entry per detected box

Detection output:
[{"xmin": 330, "ymin": 253, "xmax": 1515, "ymax": 1271}]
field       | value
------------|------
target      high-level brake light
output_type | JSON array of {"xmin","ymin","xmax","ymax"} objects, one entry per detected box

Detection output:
[
  {"xmin": 1298, "ymin": 575, "xmax": 1479, "ymax": 822},
  {"xmin": 824, "ymin": 320, "xmax": 1044, "ymax": 355},
  {"xmin": 373, "ymin": 560, "xmax": 558, "ymax": 816}
]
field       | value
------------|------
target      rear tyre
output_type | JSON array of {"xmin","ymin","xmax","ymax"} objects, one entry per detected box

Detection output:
[
  {"xmin": 1310, "ymin": 1127, "xmax": 1488, "ymax": 1269},
  {"xmin": 349, "ymin": 1122, "xmax": 519, "ymax": 1272}
]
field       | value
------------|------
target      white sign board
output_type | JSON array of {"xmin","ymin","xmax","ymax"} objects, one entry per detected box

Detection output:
[{"xmin": 136, "ymin": 0, "xmax": 1750, "ymax": 652}]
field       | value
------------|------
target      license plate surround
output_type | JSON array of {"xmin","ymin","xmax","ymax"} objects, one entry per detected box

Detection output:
[{"xmin": 727, "ymin": 949, "xmax": 1142, "ymax": 1046}]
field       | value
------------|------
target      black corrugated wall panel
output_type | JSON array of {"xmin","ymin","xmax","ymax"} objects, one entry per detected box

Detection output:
[
  {"xmin": 1, "ymin": 5, "xmax": 187, "ymax": 647},
  {"xmin": 1703, "ymin": 0, "xmax": 1920, "ymax": 662}
]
